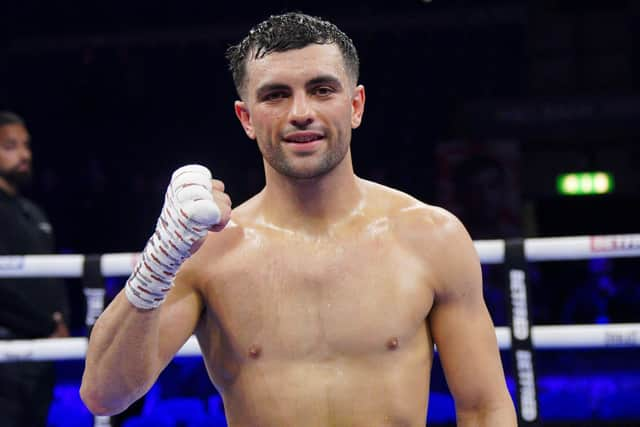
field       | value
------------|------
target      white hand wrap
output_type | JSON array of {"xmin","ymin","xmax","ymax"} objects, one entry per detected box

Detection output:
[{"xmin": 125, "ymin": 165, "xmax": 221, "ymax": 310}]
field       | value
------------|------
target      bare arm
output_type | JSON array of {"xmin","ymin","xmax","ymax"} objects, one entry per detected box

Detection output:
[
  {"xmin": 80, "ymin": 166, "xmax": 231, "ymax": 415},
  {"xmin": 427, "ymin": 211, "xmax": 516, "ymax": 426},
  {"xmin": 80, "ymin": 266, "xmax": 202, "ymax": 415}
]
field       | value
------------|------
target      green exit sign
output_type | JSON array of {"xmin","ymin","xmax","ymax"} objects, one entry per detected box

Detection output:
[{"xmin": 557, "ymin": 172, "xmax": 614, "ymax": 196}]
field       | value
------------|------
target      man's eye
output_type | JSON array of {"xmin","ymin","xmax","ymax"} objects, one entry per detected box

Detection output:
[
  {"xmin": 264, "ymin": 92, "xmax": 286, "ymax": 101},
  {"xmin": 314, "ymin": 87, "xmax": 334, "ymax": 96}
]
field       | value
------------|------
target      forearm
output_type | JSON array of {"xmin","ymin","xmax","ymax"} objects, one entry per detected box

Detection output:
[
  {"xmin": 456, "ymin": 402, "xmax": 517, "ymax": 427},
  {"xmin": 80, "ymin": 165, "xmax": 228, "ymax": 415},
  {"xmin": 80, "ymin": 292, "xmax": 163, "ymax": 415}
]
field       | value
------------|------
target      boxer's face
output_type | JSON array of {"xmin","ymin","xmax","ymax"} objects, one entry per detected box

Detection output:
[
  {"xmin": 235, "ymin": 43, "xmax": 365, "ymax": 180},
  {"xmin": 0, "ymin": 123, "xmax": 32, "ymax": 190}
]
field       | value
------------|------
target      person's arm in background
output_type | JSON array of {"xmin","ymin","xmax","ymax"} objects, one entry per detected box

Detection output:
[
  {"xmin": 0, "ymin": 281, "xmax": 57, "ymax": 338},
  {"xmin": 0, "ymin": 282, "xmax": 64, "ymax": 338},
  {"xmin": 17, "ymin": 197, "xmax": 72, "ymax": 334},
  {"xmin": 426, "ymin": 210, "xmax": 517, "ymax": 426},
  {"xmin": 48, "ymin": 277, "xmax": 71, "ymax": 335}
]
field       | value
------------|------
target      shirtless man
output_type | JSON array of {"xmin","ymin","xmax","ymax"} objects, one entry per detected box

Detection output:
[{"xmin": 80, "ymin": 12, "xmax": 517, "ymax": 426}]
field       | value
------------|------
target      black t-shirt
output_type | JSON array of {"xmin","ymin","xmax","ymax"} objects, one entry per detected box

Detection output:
[{"xmin": 0, "ymin": 189, "xmax": 70, "ymax": 339}]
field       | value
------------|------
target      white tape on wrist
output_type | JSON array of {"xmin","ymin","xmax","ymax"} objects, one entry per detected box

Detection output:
[{"xmin": 125, "ymin": 165, "xmax": 220, "ymax": 310}]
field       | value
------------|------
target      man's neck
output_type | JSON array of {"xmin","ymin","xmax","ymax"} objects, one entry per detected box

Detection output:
[
  {"xmin": 0, "ymin": 178, "xmax": 17, "ymax": 197},
  {"xmin": 259, "ymin": 153, "xmax": 364, "ymax": 234}
]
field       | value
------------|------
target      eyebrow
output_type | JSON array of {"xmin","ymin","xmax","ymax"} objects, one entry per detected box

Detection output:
[
  {"xmin": 254, "ymin": 74, "xmax": 344, "ymax": 99},
  {"xmin": 1, "ymin": 137, "xmax": 28, "ymax": 145},
  {"xmin": 306, "ymin": 75, "xmax": 343, "ymax": 91},
  {"xmin": 255, "ymin": 83, "xmax": 290, "ymax": 99}
]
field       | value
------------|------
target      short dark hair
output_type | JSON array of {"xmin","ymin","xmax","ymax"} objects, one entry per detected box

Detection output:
[
  {"xmin": 226, "ymin": 12, "xmax": 359, "ymax": 98},
  {"xmin": 0, "ymin": 111, "xmax": 25, "ymax": 128}
]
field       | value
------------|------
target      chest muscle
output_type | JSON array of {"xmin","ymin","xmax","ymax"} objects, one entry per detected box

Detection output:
[{"xmin": 203, "ymin": 236, "xmax": 433, "ymax": 360}]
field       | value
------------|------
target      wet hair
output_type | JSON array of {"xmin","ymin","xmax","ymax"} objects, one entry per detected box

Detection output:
[
  {"xmin": 225, "ymin": 12, "xmax": 359, "ymax": 98},
  {"xmin": 0, "ymin": 111, "xmax": 25, "ymax": 128}
]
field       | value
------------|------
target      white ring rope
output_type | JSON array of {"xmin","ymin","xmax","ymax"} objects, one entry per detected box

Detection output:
[
  {"xmin": 0, "ymin": 324, "xmax": 638, "ymax": 362},
  {"xmin": 474, "ymin": 234, "xmax": 640, "ymax": 264},
  {"xmin": 0, "ymin": 253, "xmax": 139, "ymax": 278},
  {"xmin": 0, "ymin": 233, "xmax": 638, "ymax": 362},
  {"xmin": 0, "ymin": 234, "xmax": 639, "ymax": 278}
]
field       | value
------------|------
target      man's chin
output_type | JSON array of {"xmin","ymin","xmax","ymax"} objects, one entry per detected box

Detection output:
[
  {"xmin": 278, "ymin": 164, "xmax": 334, "ymax": 180},
  {"xmin": 3, "ymin": 171, "xmax": 33, "ymax": 191}
]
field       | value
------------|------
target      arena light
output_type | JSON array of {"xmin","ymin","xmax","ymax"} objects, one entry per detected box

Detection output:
[{"xmin": 557, "ymin": 172, "xmax": 614, "ymax": 196}]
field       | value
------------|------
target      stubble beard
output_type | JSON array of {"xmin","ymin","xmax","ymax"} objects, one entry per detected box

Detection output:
[
  {"xmin": 0, "ymin": 164, "xmax": 32, "ymax": 191},
  {"xmin": 265, "ymin": 138, "xmax": 349, "ymax": 180}
]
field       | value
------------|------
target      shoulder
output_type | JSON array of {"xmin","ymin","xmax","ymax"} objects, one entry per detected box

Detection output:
[
  {"xmin": 18, "ymin": 196, "xmax": 48, "ymax": 219},
  {"xmin": 362, "ymin": 179, "xmax": 466, "ymax": 245},
  {"xmin": 364, "ymin": 180, "xmax": 481, "ymax": 297},
  {"xmin": 18, "ymin": 196, "xmax": 54, "ymax": 234}
]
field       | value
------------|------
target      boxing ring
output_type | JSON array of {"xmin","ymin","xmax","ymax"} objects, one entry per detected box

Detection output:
[{"xmin": 1, "ymin": 233, "xmax": 639, "ymax": 425}]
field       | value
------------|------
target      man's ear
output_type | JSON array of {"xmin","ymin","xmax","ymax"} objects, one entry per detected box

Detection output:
[
  {"xmin": 234, "ymin": 101, "xmax": 256, "ymax": 139},
  {"xmin": 351, "ymin": 84, "xmax": 366, "ymax": 129}
]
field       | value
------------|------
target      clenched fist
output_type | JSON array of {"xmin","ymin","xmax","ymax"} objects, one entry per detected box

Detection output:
[{"xmin": 125, "ymin": 165, "xmax": 231, "ymax": 310}]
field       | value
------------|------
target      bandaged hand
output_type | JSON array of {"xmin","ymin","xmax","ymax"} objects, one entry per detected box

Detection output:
[{"xmin": 125, "ymin": 165, "xmax": 231, "ymax": 310}]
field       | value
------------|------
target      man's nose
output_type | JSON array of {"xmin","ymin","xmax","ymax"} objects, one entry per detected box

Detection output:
[
  {"xmin": 18, "ymin": 144, "xmax": 32, "ymax": 162},
  {"xmin": 289, "ymin": 94, "xmax": 314, "ymax": 127}
]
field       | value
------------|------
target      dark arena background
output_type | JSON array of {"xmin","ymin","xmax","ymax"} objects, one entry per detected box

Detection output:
[{"xmin": 1, "ymin": 0, "xmax": 639, "ymax": 426}]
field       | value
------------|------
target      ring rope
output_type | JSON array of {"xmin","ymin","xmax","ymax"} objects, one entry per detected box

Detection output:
[
  {"xmin": 0, "ymin": 323, "xmax": 638, "ymax": 363},
  {"xmin": 0, "ymin": 234, "xmax": 639, "ymax": 279},
  {"xmin": 1, "ymin": 234, "xmax": 638, "ymax": 362}
]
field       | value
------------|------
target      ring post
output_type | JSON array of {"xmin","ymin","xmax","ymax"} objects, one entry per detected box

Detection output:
[
  {"xmin": 504, "ymin": 239, "xmax": 540, "ymax": 426},
  {"xmin": 82, "ymin": 254, "xmax": 112, "ymax": 427}
]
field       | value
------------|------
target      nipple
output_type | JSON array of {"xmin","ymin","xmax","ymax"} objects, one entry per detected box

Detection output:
[
  {"xmin": 386, "ymin": 337, "xmax": 399, "ymax": 351},
  {"xmin": 248, "ymin": 344, "xmax": 262, "ymax": 359}
]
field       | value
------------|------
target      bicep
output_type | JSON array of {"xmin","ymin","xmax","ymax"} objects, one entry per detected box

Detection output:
[
  {"xmin": 427, "ymin": 214, "xmax": 509, "ymax": 411},
  {"xmin": 429, "ymin": 292, "xmax": 507, "ymax": 410}
]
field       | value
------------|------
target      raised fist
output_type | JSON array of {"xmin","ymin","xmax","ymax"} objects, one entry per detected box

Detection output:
[{"xmin": 125, "ymin": 165, "xmax": 230, "ymax": 309}]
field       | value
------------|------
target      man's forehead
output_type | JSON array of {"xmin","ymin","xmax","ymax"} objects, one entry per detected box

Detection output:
[
  {"xmin": 245, "ymin": 44, "xmax": 348, "ymax": 85},
  {"xmin": 0, "ymin": 124, "xmax": 29, "ymax": 140}
]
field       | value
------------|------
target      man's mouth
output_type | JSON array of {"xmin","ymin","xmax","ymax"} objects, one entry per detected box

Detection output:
[
  {"xmin": 15, "ymin": 163, "xmax": 31, "ymax": 172},
  {"xmin": 283, "ymin": 132, "xmax": 324, "ymax": 143}
]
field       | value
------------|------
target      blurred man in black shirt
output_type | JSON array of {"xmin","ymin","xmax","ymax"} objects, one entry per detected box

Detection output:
[{"xmin": 0, "ymin": 111, "xmax": 70, "ymax": 427}]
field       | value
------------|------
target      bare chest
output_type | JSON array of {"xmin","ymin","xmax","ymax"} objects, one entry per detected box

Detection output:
[{"xmin": 201, "ymin": 233, "xmax": 434, "ymax": 361}]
